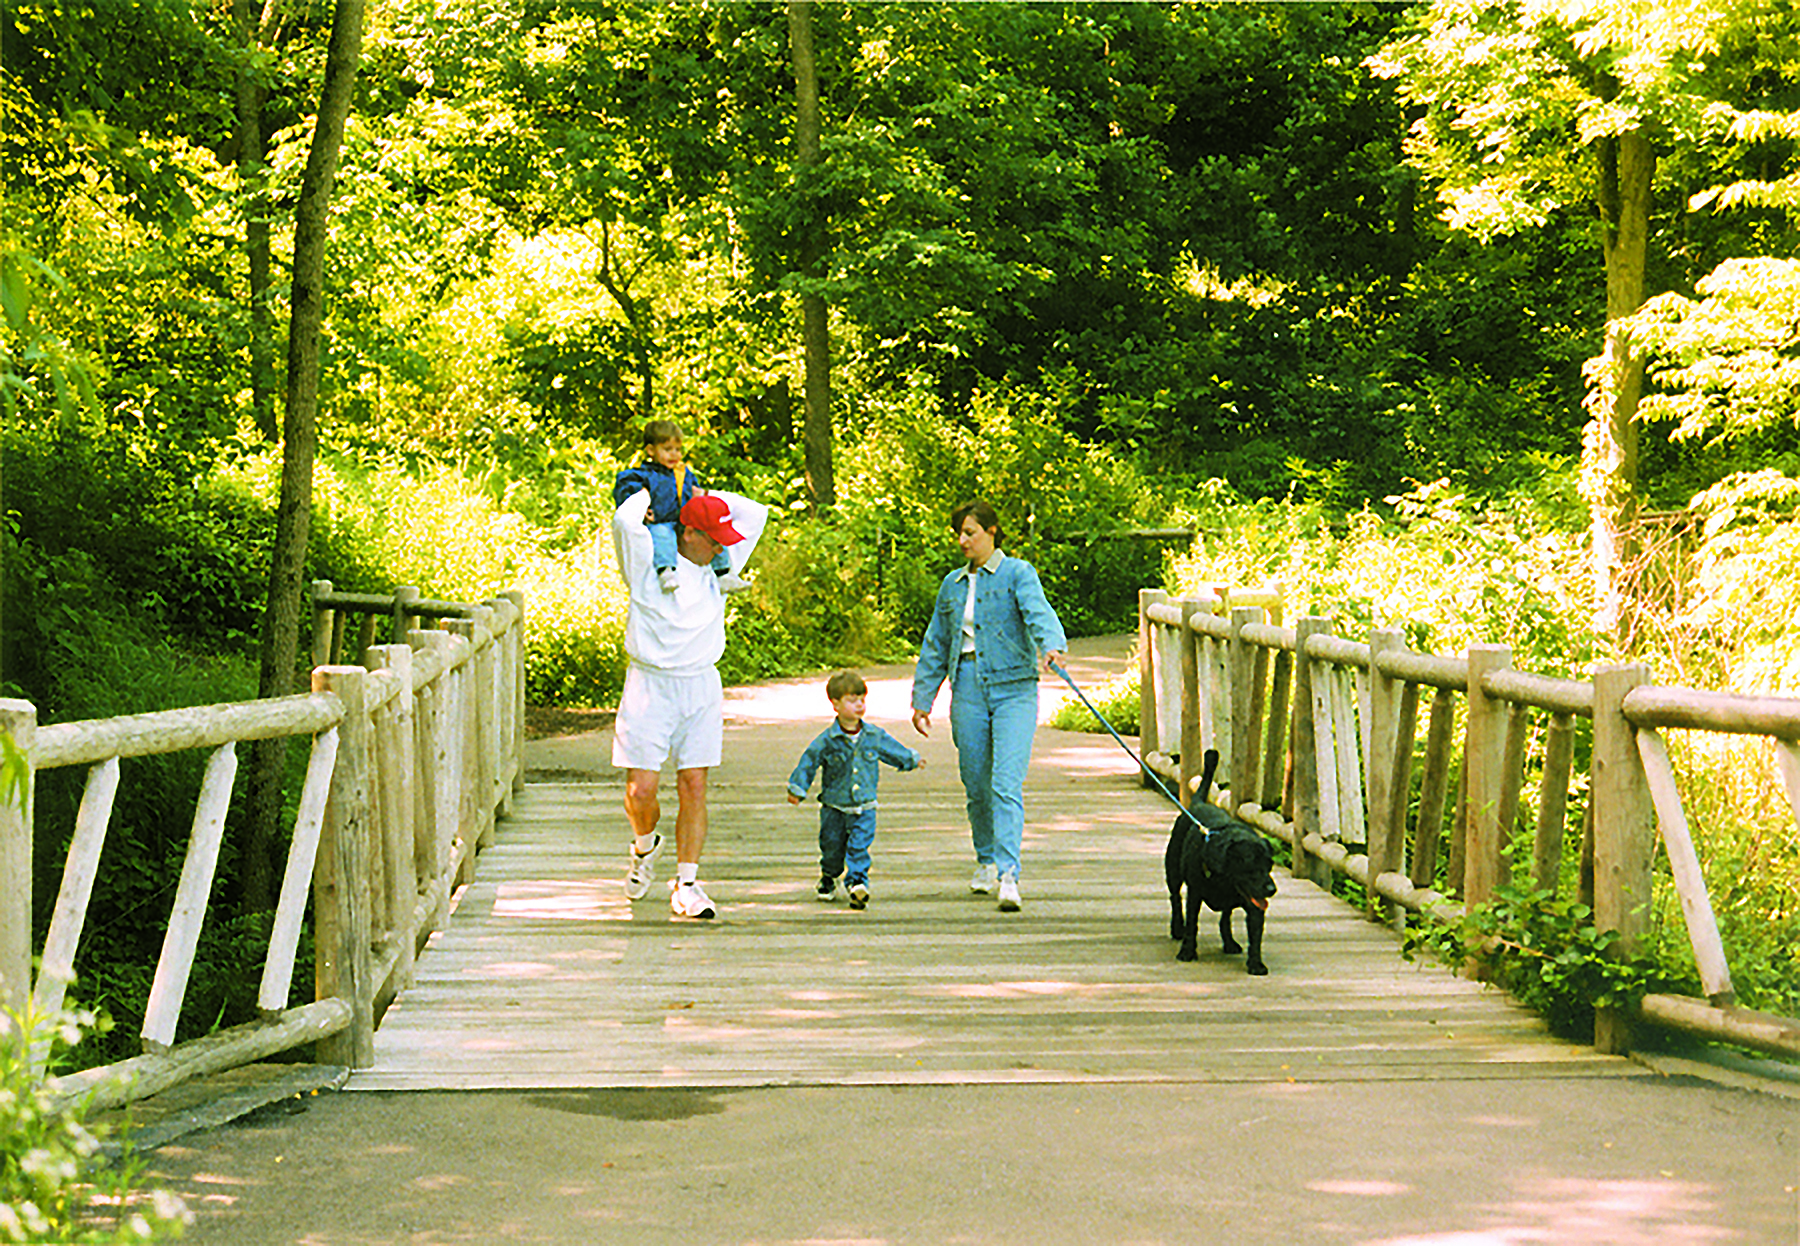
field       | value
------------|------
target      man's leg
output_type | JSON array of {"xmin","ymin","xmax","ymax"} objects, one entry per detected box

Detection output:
[
  {"xmin": 624, "ymin": 768, "xmax": 662, "ymax": 839},
  {"xmin": 673, "ymin": 766, "xmax": 709, "ymax": 866}
]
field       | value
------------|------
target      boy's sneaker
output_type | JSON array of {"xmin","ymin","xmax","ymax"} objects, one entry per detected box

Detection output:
[
  {"xmin": 658, "ymin": 568, "xmax": 680, "ymax": 592},
  {"xmin": 625, "ymin": 834, "xmax": 663, "ymax": 899},
  {"xmin": 848, "ymin": 882, "xmax": 870, "ymax": 910},
  {"xmin": 715, "ymin": 571, "xmax": 751, "ymax": 594},
  {"xmin": 997, "ymin": 877, "xmax": 1022, "ymax": 912},
  {"xmin": 815, "ymin": 876, "xmax": 839, "ymax": 902},
  {"xmin": 969, "ymin": 862, "xmax": 999, "ymax": 894},
  {"xmin": 671, "ymin": 880, "xmax": 717, "ymax": 920}
]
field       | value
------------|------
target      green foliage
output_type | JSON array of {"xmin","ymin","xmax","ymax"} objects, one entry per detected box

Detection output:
[
  {"xmin": 1404, "ymin": 882, "xmax": 1670, "ymax": 1040},
  {"xmin": 1047, "ymin": 669, "xmax": 1139, "ymax": 736},
  {"xmin": 0, "ymin": 1000, "xmax": 191, "ymax": 1242}
]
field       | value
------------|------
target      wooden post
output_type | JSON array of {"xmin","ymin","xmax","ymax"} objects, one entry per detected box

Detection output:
[
  {"xmin": 1205, "ymin": 585, "xmax": 1231, "ymax": 774},
  {"xmin": 1410, "ymin": 686, "xmax": 1455, "ymax": 892},
  {"xmin": 142, "ymin": 742, "xmax": 238, "ymax": 1054},
  {"xmin": 371, "ymin": 644, "xmax": 418, "ymax": 991},
  {"xmin": 1533, "ymin": 712, "xmax": 1575, "ymax": 894},
  {"xmin": 394, "ymin": 586, "xmax": 421, "ymax": 646},
  {"xmin": 1330, "ymin": 664, "xmax": 1365, "ymax": 847},
  {"xmin": 1497, "ymin": 702, "xmax": 1529, "ymax": 862},
  {"xmin": 1367, "ymin": 629, "xmax": 1404, "ymax": 920},
  {"xmin": 1230, "ymin": 606, "xmax": 1262, "ymax": 811},
  {"xmin": 310, "ymin": 580, "xmax": 336, "ymax": 667},
  {"xmin": 1178, "ymin": 597, "xmax": 1202, "ymax": 804},
  {"xmin": 0, "ymin": 700, "xmax": 36, "ymax": 1034},
  {"xmin": 1138, "ymin": 589, "xmax": 1165, "ymax": 787},
  {"xmin": 412, "ymin": 629, "xmax": 460, "ymax": 927},
  {"xmin": 314, "ymin": 665, "xmax": 375, "ymax": 1067},
  {"xmin": 1636, "ymin": 728, "xmax": 1735, "ymax": 1006},
  {"xmin": 1463, "ymin": 644, "xmax": 1513, "ymax": 908},
  {"xmin": 1290, "ymin": 617, "xmax": 1332, "ymax": 887},
  {"xmin": 1591, "ymin": 663, "xmax": 1654, "ymax": 1054},
  {"xmin": 1261, "ymin": 636, "xmax": 1292, "ymax": 813},
  {"xmin": 446, "ymin": 619, "xmax": 482, "ymax": 873},
  {"xmin": 502, "ymin": 589, "xmax": 527, "ymax": 798},
  {"xmin": 471, "ymin": 605, "xmax": 499, "ymax": 848}
]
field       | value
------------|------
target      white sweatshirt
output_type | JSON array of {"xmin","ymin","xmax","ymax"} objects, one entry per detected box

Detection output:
[{"xmin": 611, "ymin": 488, "xmax": 769, "ymax": 675}]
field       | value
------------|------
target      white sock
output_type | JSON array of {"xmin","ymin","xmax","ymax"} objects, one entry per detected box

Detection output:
[
  {"xmin": 677, "ymin": 862, "xmax": 699, "ymax": 886},
  {"xmin": 634, "ymin": 833, "xmax": 657, "ymax": 855}
]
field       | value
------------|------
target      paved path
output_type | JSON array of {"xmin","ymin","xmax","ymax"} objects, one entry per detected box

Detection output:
[{"xmin": 138, "ymin": 638, "xmax": 1800, "ymax": 1243}]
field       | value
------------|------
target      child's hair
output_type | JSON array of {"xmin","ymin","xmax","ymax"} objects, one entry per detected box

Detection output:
[
  {"xmin": 826, "ymin": 670, "xmax": 867, "ymax": 701},
  {"xmin": 642, "ymin": 419, "xmax": 683, "ymax": 446}
]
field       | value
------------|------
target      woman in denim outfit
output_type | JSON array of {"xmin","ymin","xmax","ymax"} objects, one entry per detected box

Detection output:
[{"xmin": 910, "ymin": 500, "xmax": 1067, "ymax": 912}]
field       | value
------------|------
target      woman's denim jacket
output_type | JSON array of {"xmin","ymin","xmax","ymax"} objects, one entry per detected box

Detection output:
[
  {"xmin": 911, "ymin": 552, "xmax": 1067, "ymax": 714},
  {"xmin": 787, "ymin": 722, "xmax": 920, "ymax": 811}
]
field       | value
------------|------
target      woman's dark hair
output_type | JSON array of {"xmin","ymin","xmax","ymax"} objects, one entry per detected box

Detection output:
[{"xmin": 951, "ymin": 499, "xmax": 1003, "ymax": 547}]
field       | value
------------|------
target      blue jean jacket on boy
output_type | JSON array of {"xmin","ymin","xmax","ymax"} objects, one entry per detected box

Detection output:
[{"xmin": 787, "ymin": 722, "xmax": 920, "ymax": 810}]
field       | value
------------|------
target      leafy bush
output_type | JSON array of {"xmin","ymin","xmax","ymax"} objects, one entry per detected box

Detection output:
[
  {"xmin": 1403, "ymin": 882, "xmax": 1674, "ymax": 1041},
  {"xmin": 1, "ymin": 1000, "xmax": 191, "ymax": 1242}
]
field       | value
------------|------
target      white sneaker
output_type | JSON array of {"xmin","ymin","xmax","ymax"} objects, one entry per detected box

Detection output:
[
  {"xmin": 671, "ymin": 880, "xmax": 716, "ymax": 920},
  {"xmin": 625, "ymin": 833, "xmax": 663, "ymax": 899},
  {"xmin": 658, "ymin": 568, "xmax": 680, "ymax": 592},
  {"xmin": 715, "ymin": 571, "xmax": 750, "ymax": 594},
  {"xmin": 969, "ymin": 863, "xmax": 999, "ymax": 894},
  {"xmin": 997, "ymin": 878, "xmax": 1021, "ymax": 912}
]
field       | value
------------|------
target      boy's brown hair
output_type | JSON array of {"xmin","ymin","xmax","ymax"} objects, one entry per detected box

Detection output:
[
  {"xmin": 642, "ymin": 419, "xmax": 683, "ymax": 446},
  {"xmin": 826, "ymin": 670, "xmax": 867, "ymax": 701}
]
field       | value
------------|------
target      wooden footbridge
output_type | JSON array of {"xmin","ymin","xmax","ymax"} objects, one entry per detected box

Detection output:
[
  {"xmin": 350, "ymin": 652, "xmax": 1635, "ymax": 1090},
  {"xmin": 6, "ymin": 585, "xmax": 1798, "ymax": 1112}
]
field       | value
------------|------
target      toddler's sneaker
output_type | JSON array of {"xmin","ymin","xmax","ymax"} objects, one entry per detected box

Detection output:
[
  {"xmin": 715, "ymin": 571, "xmax": 751, "ymax": 594},
  {"xmin": 625, "ymin": 833, "xmax": 663, "ymax": 899},
  {"xmin": 658, "ymin": 568, "xmax": 680, "ymax": 592},
  {"xmin": 671, "ymin": 880, "xmax": 717, "ymax": 920},
  {"xmin": 848, "ymin": 882, "xmax": 870, "ymax": 910},
  {"xmin": 815, "ymin": 876, "xmax": 839, "ymax": 902}
]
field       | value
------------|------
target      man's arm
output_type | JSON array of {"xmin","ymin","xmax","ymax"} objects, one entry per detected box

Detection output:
[
  {"xmin": 707, "ymin": 491, "xmax": 770, "ymax": 574},
  {"xmin": 611, "ymin": 488, "xmax": 654, "ymax": 586}
]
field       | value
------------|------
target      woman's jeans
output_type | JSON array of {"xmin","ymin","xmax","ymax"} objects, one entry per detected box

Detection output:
[
  {"xmin": 951, "ymin": 661, "xmax": 1039, "ymax": 881},
  {"xmin": 819, "ymin": 805, "xmax": 878, "ymax": 887}
]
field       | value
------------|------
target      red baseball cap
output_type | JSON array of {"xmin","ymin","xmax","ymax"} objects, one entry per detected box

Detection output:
[{"xmin": 678, "ymin": 493, "xmax": 746, "ymax": 545}]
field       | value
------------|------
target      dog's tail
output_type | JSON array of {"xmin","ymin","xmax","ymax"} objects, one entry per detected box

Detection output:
[{"xmin": 1194, "ymin": 748, "xmax": 1220, "ymax": 808}]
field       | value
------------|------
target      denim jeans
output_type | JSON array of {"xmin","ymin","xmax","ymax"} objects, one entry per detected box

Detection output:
[
  {"xmin": 819, "ymin": 805, "xmax": 879, "ymax": 887},
  {"xmin": 950, "ymin": 660, "xmax": 1039, "ymax": 881}
]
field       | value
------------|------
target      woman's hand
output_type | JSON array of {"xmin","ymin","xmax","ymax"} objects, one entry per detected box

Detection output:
[
  {"xmin": 911, "ymin": 708, "xmax": 932, "ymax": 737},
  {"xmin": 1042, "ymin": 650, "xmax": 1068, "ymax": 675}
]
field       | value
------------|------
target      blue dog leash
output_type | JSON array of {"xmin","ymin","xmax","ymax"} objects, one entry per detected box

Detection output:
[{"xmin": 1047, "ymin": 660, "xmax": 1202, "ymax": 830}]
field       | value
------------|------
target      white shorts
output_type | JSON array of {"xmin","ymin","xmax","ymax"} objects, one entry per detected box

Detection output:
[{"xmin": 612, "ymin": 664, "xmax": 724, "ymax": 771}]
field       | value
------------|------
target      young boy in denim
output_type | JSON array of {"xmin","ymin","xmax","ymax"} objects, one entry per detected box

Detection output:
[
  {"xmin": 612, "ymin": 419, "xmax": 740, "ymax": 592},
  {"xmin": 786, "ymin": 670, "xmax": 923, "ymax": 909}
]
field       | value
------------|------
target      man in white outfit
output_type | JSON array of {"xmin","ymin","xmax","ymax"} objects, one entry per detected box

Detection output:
[{"xmin": 612, "ymin": 486, "xmax": 769, "ymax": 918}]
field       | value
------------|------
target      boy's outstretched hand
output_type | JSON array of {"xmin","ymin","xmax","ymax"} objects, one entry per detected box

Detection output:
[{"xmin": 787, "ymin": 793, "xmax": 801, "ymax": 805}]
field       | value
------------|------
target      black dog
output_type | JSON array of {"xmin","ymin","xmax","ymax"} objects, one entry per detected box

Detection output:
[{"xmin": 1164, "ymin": 749, "xmax": 1277, "ymax": 974}]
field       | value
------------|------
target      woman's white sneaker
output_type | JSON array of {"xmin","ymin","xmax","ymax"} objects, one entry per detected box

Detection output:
[{"xmin": 997, "ymin": 878, "xmax": 1022, "ymax": 912}]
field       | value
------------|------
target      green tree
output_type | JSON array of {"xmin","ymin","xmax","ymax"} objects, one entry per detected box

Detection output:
[{"xmin": 1368, "ymin": 0, "xmax": 1796, "ymax": 640}]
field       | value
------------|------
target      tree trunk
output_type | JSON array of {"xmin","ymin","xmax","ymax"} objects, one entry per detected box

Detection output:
[
  {"xmin": 595, "ymin": 218, "xmax": 654, "ymax": 424},
  {"xmin": 1584, "ymin": 128, "xmax": 1653, "ymax": 645},
  {"xmin": 789, "ymin": 0, "xmax": 834, "ymax": 509},
  {"xmin": 241, "ymin": 0, "xmax": 368, "ymax": 914},
  {"xmin": 234, "ymin": 0, "xmax": 278, "ymax": 442}
]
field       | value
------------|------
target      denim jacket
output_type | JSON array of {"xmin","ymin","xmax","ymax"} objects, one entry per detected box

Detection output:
[
  {"xmin": 911, "ymin": 552, "xmax": 1067, "ymax": 713},
  {"xmin": 612, "ymin": 460, "xmax": 700, "ymax": 523},
  {"xmin": 787, "ymin": 721, "xmax": 921, "ymax": 810}
]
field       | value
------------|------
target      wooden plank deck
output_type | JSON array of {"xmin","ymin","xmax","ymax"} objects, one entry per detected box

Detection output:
[{"xmin": 349, "ymin": 661, "xmax": 1643, "ymax": 1090}]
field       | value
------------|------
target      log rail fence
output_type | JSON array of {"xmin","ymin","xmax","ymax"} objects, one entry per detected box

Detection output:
[
  {"xmin": 0, "ymin": 584, "xmax": 525, "ymax": 1112},
  {"xmin": 1138, "ymin": 584, "xmax": 1800, "ymax": 1061}
]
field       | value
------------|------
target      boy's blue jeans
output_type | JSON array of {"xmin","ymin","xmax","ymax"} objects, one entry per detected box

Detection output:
[
  {"xmin": 819, "ymin": 806, "xmax": 878, "ymax": 888},
  {"xmin": 950, "ymin": 661, "xmax": 1039, "ymax": 881},
  {"xmin": 648, "ymin": 521, "xmax": 731, "ymax": 574}
]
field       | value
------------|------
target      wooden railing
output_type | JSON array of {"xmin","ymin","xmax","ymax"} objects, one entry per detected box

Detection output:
[
  {"xmin": 0, "ymin": 587, "xmax": 525, "ymax": 1111},
  {"xmin": 1139, "ymin": 585, "xmax": 1800, "ymax": 1060}
]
